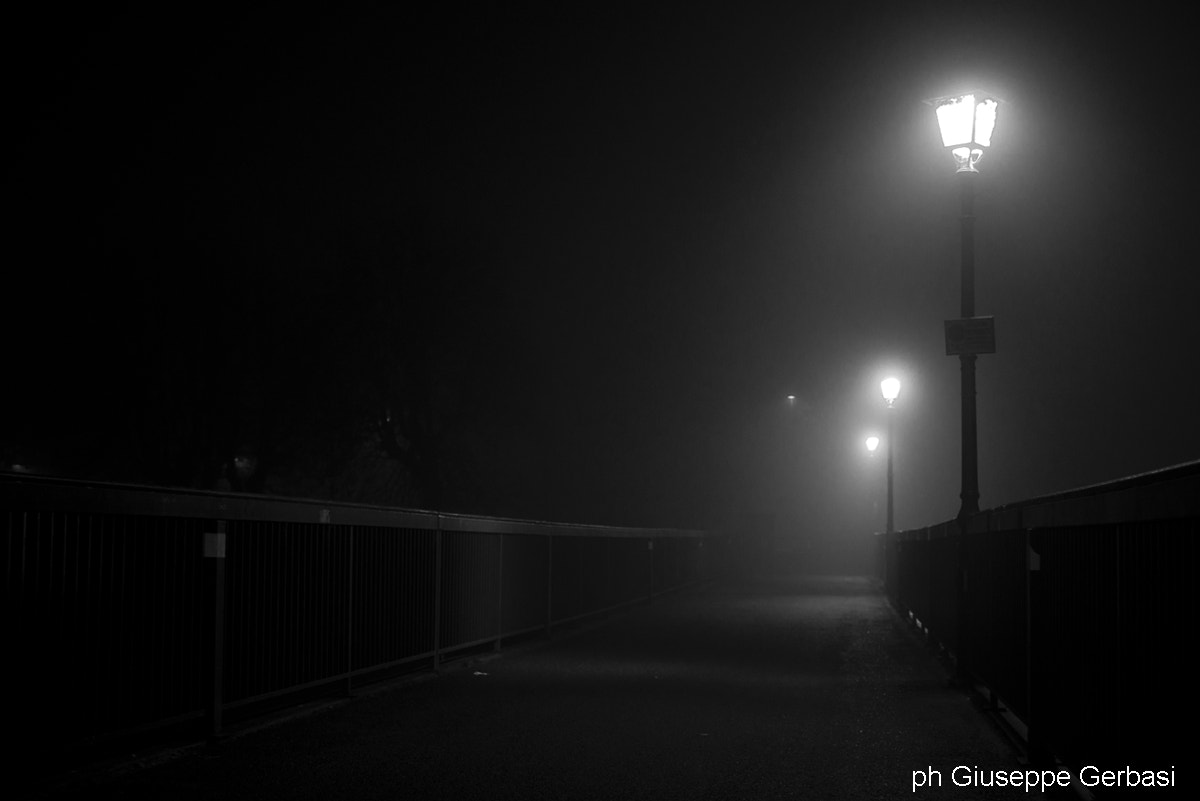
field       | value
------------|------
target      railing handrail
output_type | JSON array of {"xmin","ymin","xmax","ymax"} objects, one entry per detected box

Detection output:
[
  {"xmin": 883, "ymin": 458, "xmax": 1200, "ymax": 538},
  {"xmin": 982, "ymin": 457, "xmax": 1200, "ymax": 515},
  {"xmin": 0, "ymin": 471, "xmax": 710, "ymax": 539}
]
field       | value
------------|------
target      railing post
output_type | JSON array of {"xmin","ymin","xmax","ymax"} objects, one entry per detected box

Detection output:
[
  {"xmin": 433, "ymin": 516, "xmax": 443, "ymax": 672},
  {"xmin": 1026, "ymin": 528, "xmax": 1053, "ymax": 767},
  {"xmin": 345, "ymin": 525, "xmax": 354, "ymax": 696},
  {"xmin": 495, "ymin": 533, "xmax": 504, "ymax": 651},
  {"xmin": 606, "ymin": 537, "xmax": 613, "ymax": 608},
  {"xmin": 203, "ymin": 520, "xmax": 226, "ymax": 741},
  {"xmin": 955, "ymin": 523, "xmax": 969, "ymax": 684},
  {"xmin": 647, "ymin": 538, "xmax": 655, "ymax": 602},
  {"xmin": 545, "ymin": 535, "xmax": 554, "ymax": 637}
]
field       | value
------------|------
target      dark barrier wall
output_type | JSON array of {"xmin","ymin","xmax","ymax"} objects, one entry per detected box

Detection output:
[
  {"xmin": 1030, "ymin": 518, "xmax": 1196, "ymax": 767},
  {"xmin": 1, "ymin": 474, "xmax": 718, "ymax": 763},
  {"xmin": 879, "ymin": 460, "xmax": 1200, "ymax": 772}
]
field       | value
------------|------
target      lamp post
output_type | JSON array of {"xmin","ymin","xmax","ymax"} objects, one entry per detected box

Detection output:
[
  {"xmin": 865, "ymin": 435, "xmax": 881, "ymax": 531},
  {"xmin": 880, "ymin": 377, "xmax": 900, "ymax": 534},
  {"xmin": 928, "ymin": 92, "xmax": 1000, "ymax": 686},
  {"xmin": 928, "ymin": 92, "xmax": 1000, "ymax": 523}
]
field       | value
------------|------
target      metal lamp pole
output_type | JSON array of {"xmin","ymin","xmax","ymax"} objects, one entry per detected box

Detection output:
[
  {"xmin": 880, "ymin": 377, "xmax": 900, "ymax": 533},
  {"xmin": 865, "ymin": 435, "xmax": 882, "ymax": 530},
  {"xmin": 886, "ymin": 401, "xmax": 895, "ymax": 534},
  {"xmin": 927, "ymin": 91, "xmax": 999, "ymax": 520},
  {"xmin": 955, "ymin": 171, "xmax": 979, "ymax": 687},
  {"xmin": 958, "ymin": 172, "xmax": 981, "ymax": 522}
]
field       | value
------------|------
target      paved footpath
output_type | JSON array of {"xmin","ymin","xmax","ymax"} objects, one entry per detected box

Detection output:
[{"xmin": 31, "ymin": 574, "xmax": 1059, "ymax": 800}]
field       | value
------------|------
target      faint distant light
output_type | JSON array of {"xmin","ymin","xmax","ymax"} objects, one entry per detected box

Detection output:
[
  {"xmin": 234, "ymin": 455, "xmax": 257, "ymax": 482},
  {"xmin": 865, "ymin": 436, "xmax": 880, "ymax": 453},
  {"xmin": 929, "ymin": 92, "xmax": 1000, "ymax": 173},
  {"xmin": 11, "ymin": 464, "xmax": 28, "ymax": 472},
  {"xmin": 881, "ymin": 377, "xmax": 901, "ymax": 405}
]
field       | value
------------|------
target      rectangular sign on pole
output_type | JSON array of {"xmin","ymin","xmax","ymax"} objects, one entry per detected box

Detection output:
[{"xmin": 944, "ymin": 316, "xmax": 996, "ymax": 355}]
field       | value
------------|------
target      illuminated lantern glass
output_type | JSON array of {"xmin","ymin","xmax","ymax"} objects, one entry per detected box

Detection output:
[
  {"xmin": 974, "ymin": 98, "xmax": 998, "ymax": 146},
  {"xmin": 935, "ymin": 95, "xmax": 977, "ymax": 147},
  {"xmin": 931, "ymin": 93, "xmax": 1000, "ymax": 172}
]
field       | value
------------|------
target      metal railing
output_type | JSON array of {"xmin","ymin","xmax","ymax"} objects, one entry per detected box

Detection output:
[
  {"xmin": 878, "ymin": 459, "xmax": 1200, "ymax": 771},
  {"xmin": 1, "ymin": 473, "xmax": 718, "ymax": 757}
]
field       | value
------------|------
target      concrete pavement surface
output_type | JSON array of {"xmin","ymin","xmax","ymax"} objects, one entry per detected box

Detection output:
[{"xmin": 31, "ymin": 574, "xmax": 1056, "ymax": 800}]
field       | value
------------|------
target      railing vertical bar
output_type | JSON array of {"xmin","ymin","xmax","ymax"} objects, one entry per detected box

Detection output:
[
  {"xmin": 323, "ymin": 523, "xmax": 331, "ymax": 682},
  {"xmin": 285, "ymin": 521, "xmax": 293, "ymax": 692},
  {"xmin": 294, "ymin": 521, "xmax": 301, "ymax": 689},
  {"xmin": 296, "ymin": 521, "xmax": 304, "ymax": 690},
  {"xmin": 204, "ymin": 520, "xmax": 226, "ymax": 740},
  {"xmin": 317, "ymin": 522, "xmax": 326, "ymax": 684},
  {"xmin": 606, "ymin": 536, "xmax": 613, "ymax": 609},
  {"xmin": 1025, "ymin": 526, "xmax": 1045, "ymax": 765},
  {"xmin": 296, "ymin": 521, "xmax": 304, "ymax": 687},
  {"xmin": 496, "ymin": 533, "xmax": 504, "ymax": 650},
  {"xmin": 57, "ymin": 513, "xmax": 68, "ymax": 639},
  {"xmin": 305, "ymin": 521, "xmax": 314, "ymax": 687},
  {"xmin": 165, "ymin": 519, "xmax": 175, "ymax": 718},
  {"xmin": 261, "ymin": 521, "xmax": 270, "ymax": 696},
  {"xmin": 232, "ymin": 522, "xmax": 243, "ymax": 704},
  {"xmin": 359, "ymin": 527, "xmax": 368, "ymax": 674},
  {"xmin": 256, "ymin": 522, "xmax": 266, "ymax": 699},
  {"xmin": 151, "ymin": 517, "xmax": 162, "ymax": 719},
  {"xmin": 246, "ymin": 521, "xmax": 256, "ymax": 700},
  {"xmin": 79, "ymin": 514, "xmax": 91, "ymax": 730},
  {"xmin": 286, "ymin": 521, "xmax": 294, "ymax": 691},
  {"xmin": 546, "ymin": 534, "xmax": 554, "ymax": 633},
  {"xmin": 115, "ymin": 515, "xmax": 129, "ymax": 728},
  {"xmin": 378, "ymin": 529, "xmax": 387, "ymax": 666},
  {"xmin": 346, "ymin": 525, "xmax": 355, "ymax": 693},
  {"xmin": 647, "ymin": 537, "xmax": 654, "ymax": 602}
]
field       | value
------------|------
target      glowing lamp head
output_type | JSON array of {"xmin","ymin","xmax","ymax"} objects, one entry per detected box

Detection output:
[
  {"xmin": 928, "ymin": 92, "xmax": 1000, "ymax": 173},
  {"xmin": 881, "ymin": 377, "xmax": 901, "ymax": 405},
  {"xmin": 865, "ymin": 436, "xmax": 880, "ymax": 453}
]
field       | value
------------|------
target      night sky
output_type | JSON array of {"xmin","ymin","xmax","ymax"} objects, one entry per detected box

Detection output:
[{"xmin": 8, "ymin": 5, "xmax": 1198, "ymax": 547}]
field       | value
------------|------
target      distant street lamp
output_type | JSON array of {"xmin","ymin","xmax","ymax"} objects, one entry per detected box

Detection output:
[
  {"xmin": 928, "ymin": 91, "xmax": 1000, "ymax": 522},
  {"xmin": 864, "ymin": 435, "xmax": 882, "ymax": 532},
  {"xmin": 880, "ymin": 377, "xmax": 900, "ymax": 533},
  {"xmin": 881, "ymin": 377, "xmax": 901, "ymax": 404}
]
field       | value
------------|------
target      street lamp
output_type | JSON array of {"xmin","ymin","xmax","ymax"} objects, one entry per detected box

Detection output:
[
  {"xmin": 928, "ymin": 91, "xmax": 1001, "ymax": 523},
  {"xmin": 880, "ymin": 377, "xmax": 900, "ymax": 533},
  {"xmin": 929, "ymin": 91, "xmax": 1000, "ymax": 686},
  {"xmin": 881, "ymin": 377, "xmax": 900, "ymax": 405},
  {"xmin": 864, "ymin": 435, "xmax": 882, "ymax": 536},
  {"xmin": 931, "ymin": 92, "xmax": 998, "ymax": 173}
]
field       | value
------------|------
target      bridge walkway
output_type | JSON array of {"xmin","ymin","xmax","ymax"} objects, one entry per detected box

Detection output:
[{"xmin": 32, "ymin": 573, "xmax": 1054, "ymax": 800}]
